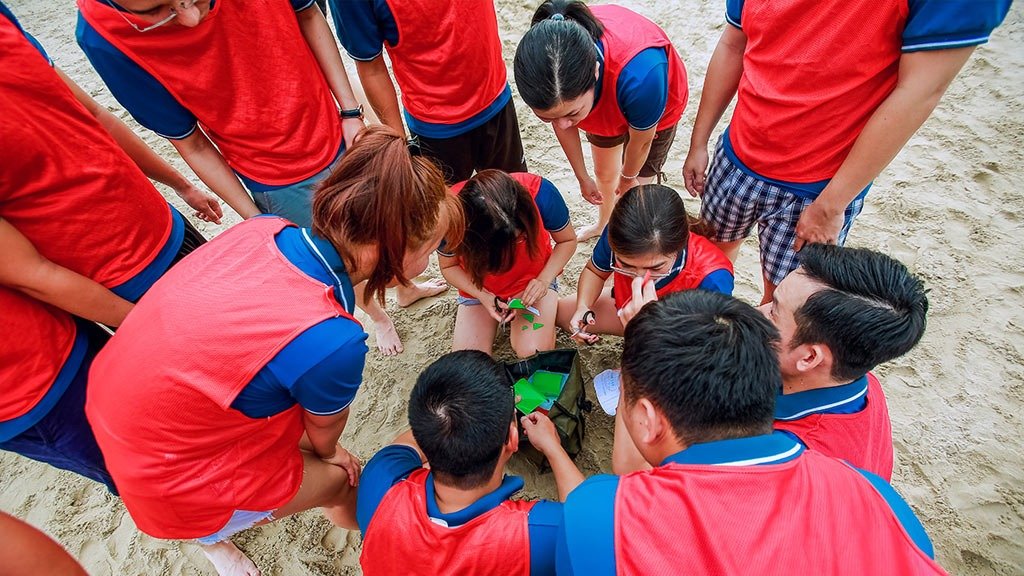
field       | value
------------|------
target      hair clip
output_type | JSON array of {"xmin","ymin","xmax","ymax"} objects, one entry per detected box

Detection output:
[{"xmin": 550, "ymin": 13, "xmax": 565, "ymax": 21}]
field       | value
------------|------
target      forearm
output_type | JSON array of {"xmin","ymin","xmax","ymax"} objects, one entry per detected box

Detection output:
[
  {"xmin": 575, "ymin": 266, "xmax": 607, "ymax": 312},
  {"xmin": 537, "ymin": 239, "xmax": 577, "ymax": 285},
  {"xmin": 546, "ymin": 446, "xmax": 585, "ymax": 501},
  {"xmin": 356, "ymin": 58, "xmax": 404, "ymax": 133},
  {"xmin": 553, "ymin": 125, "xmax": 590, "ymax": 181},
  {"xmin": 688, "ymin": 28, "xmax": 745, "ymax": 147},
  {"xmin": 303, "ymin": 408, "xmax": 351, "ymax": 459},
  {"xmin": 171, "ymin": 132, "xmax": 260, "ymax": 219},
  {"xmin": 621, "ymin": 127, "xmax": 656, "ymax": 177},
  {"xmin": 296, "ymin": 6, "xmax": 359, "ymax": 109},
  {"xmin": 439, "ymin": 260, "xmax": 489, "ymax": 300},
  {"xmin": 8, "ymin": 262, "xmax": 133, "ymax": 326}
]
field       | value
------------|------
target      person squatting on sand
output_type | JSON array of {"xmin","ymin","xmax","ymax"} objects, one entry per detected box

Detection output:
[
  {"xmin": 84, "ymin": 127, "xmax": 464, "ymax": 576},
  {"xmin": 514, "ymin": 0, "xmax": 688, "ymax": 242},
  {"xmin": 682, "ymin": 0, "xmax": 1011, "ymax": 303},
  {"xmin": 0, "ymin": 3, "xmax": 210, "ymax": 493},
  {"xmin": 439, "ymin": 170, "xmax": 577, "ymax": 358},
  {"xmin": 77, "ymin": 0, "xmax": 445, "ymax": 356},
  {"xmin": 556, "ymin": 183, "xmax": 733, "ymax": 342}
]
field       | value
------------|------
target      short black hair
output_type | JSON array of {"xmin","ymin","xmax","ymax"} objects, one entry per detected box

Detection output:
[
  {"xmin": 514, "ymin": 1, "xmax": 604, "ymax": 111},
  {"xmin": 621, "ymin": 291, "xmax": 781, "ymax": 445},
  {"xmin": 408, "ymin": 351, "xmax": 514, "ymax": 489},
  {"xmin": 793, "ymin": 243, "xmax": 929, "ymax": 383}
]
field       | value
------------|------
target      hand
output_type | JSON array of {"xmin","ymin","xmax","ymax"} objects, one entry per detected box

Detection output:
[
  {"xmin": 682, "ymin": 144, "xmax": 710, "ymax": 198},
  {"xmin": 321, "ymin": 446, "xmax": 362, "ymax": 487},
  {"xmin": 793, "ymin": 199, "xmax": 844, "ymax": 251},
  {"xmin": 578, "ymin": 176, "xmax": 602, "ymax": 205},
  {"xmin": 569, "ymin": 307, "xmax": 599, "ymax": 345},
  {"xmin": 617, "ymin": 274, "xmax": 658, "ymax": 327},
  {"xmin": 484, "ymin": 292, "xmax": 516, "ymax": 325},
  {"xmin": 341, "ymin": 117, "xmax": 366, "ymax": 149},
  {"xmin": 173, "ymin": 182, "xmax": 223, "ymax": 224},
  {"xmin": 520, "ymin": 278, "xmax": 549, "ymax": 308},
  {"xmin": 520, "ymin": 412, "xmax": 564, "ymax": 456},
  {"xmin": 615, "ymin": 174, "xmax": 639, "ymax": 197}
]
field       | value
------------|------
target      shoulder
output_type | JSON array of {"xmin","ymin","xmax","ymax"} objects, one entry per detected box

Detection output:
[
  {"xmin": 357, "ymin": 444, "xmax": 425, "ymax": 533},
  {"xmin": 902, "ymin": 0, "xmax": 1011, "ymax": 52}
]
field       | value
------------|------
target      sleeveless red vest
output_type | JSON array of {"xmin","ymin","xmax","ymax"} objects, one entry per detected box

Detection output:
[
  {"xmin": 612, "ymin": 233, "xmax": 732, "ymax": 309},
  {"xmin": 86, "ymin": 217, "xmax": 360, "ymax": 539},
  {"xmin": 0, "ymin": 14, "xmax": 171, "ymax": 288},
  {"xmin": 451, "ymin": 173, "xmax": 555, "ymax": 300},
  {"xmin": 576, "ymin": 5, "xmax": 688, "ymax": 138},
  {"xmin": 729, "ymin": 0, "xmax": 904, "ymax": 182},
  {"xmin": 775, "ymin": 373, "xmax": 894, "ymax": 480},
  {"xmin": 77, "ymin": 0, "xmax": 342, "ymax": 186},
  {"xmin": 361, "ymin": 469, "xmax": 535, "ymax": 576},
  {"xmin": 384, "ymin": 0, "xmax": 506, "ymax": 124},
  {"xmin": 614, "ymin": 451, "xmax": 946, "ymax": 574},
  {"xmin": 0, "ymin": 289, "xmax": 76, "ymax": 422}
]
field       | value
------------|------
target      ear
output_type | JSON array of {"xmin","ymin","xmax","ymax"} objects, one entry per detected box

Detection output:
[
  {"xmin": 594, "ymin": 59, "xmax": 601, "ymax": 80},
  {"xmin": 793, "ymin": 342, "xmax": 828, "ymax": 374},
  {"xmin": 506, "ymin": 421, "xmax": 520, "ymax": 454},
  {"xmin": 631, "ymin": 398, "xmax": 667, "ymax": 447}
]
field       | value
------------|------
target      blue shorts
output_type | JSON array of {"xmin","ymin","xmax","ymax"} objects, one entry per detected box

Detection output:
[
  {"xmin": 700, "ymin": 139, "xmax": 864, "ymax": 285},
  {"xmin": 195, "ymin": 509, "xmax": 275, "ymax": 545},
  {"xmin": 0, "ymin": 324, "xmax": 115, "ymax": 493},
  {"xmin": 250, "ymin": 152, "xmax": 344, "ymax": 229},
  {"xmin": 457, "ymin": 279, "xmax": 560, "ymax": 306}
]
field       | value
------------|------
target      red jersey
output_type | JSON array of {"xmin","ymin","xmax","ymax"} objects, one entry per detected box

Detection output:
[
  {"xmin": 576, "ymin": 5, "xmax": 688, "ymax": 138},
  {"xmin": 612, "ymin": 233, "xmax": 733, "ymax": 309},
  {"xmin": 361, "ymin": 469, "xmax": 535, "ymax": 576},
  {"xmin": 0, "ymin": 13, "xmax": 171, "ymax": 288},
  {"xmin": 775, "ymin": 373, "xmax": 894, "ymax": 480},
  {"xmin": 87, "ymin": 217, "xmax": 358, "ymax": 539},
  {"xmin": 78, "ymin": 0, "xmax": 342, "ymax": 186}
]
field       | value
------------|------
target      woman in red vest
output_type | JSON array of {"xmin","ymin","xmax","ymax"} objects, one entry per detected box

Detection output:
[
  {"xmin": 439, "ymin": 170, "xmax": 576, "ymax": 358},
  {"xmin": 514, "ymin": 0, "xmax": 688, "ymax": 242},
  {"xmin": 556, "ymin": 184, "xmax": 733, "ymax": 343},
  {"xmin": 85, "ymin": 127, "xmax": 463, "ymax": 576}
]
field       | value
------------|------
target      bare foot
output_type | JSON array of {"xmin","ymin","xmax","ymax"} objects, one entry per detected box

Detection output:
[
  {"xmin": 373, "ymin": 314, "xmax": 404, "ymax": 356},
  {"xmin": 575, "ymin": 223, "xmax": 604, "ymax": 243},
  {"xmin": 200, "ymin": 541, "xmax": 260, "ymax": 576},
  {"xmin": 396, "ymin": 278, "xmax": 448, "ymax": 308}
]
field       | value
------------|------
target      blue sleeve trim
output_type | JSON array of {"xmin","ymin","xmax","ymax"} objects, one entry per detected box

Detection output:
[
  {"xmin": 528, "ymin": 501, "xmax": 563, "ymax": 575},
  {"xmin": 534, "ymin": 178, "xmax": 571, "ymax": 233},
  {"xmin": 902, "ymin": 0, "xmax": 1010, "ymax": 53},
  {"xmin": 557, "ymin": 475, "xmax": 618, "ymax": 576},
  {"xmin": 357, "ymin": 445, "xmax": 424, "ymax": 534},
  {"xmin": 725, "ymin": 0, "xmax": 744, "ymax": 28},
  {"xmin": 590, "ymin": 228, "xmax": 614, "ymax": 273},
  {"xmin": 853, "ymin": 467, "xmax": 935, "ymax": 559},
  {"xmin": 697, "ymin": 269, "xmax": 735, "ymax": 296},
  {"xmin": 292, "ymin": 0, "xmax": 316, "ymax": 11},
  {"xmin": 616, "ymin": 47, "xmax": 669, "ymax": 131},
  {"xmin": 328, "ymin": 0, "xmax": 396, "ymax": 61},
  {"xmin": 902, "ymin": 36, "xmax": 991, "ymax": 52}
]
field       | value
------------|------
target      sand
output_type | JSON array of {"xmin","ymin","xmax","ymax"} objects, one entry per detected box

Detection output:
[{"xmin": 2, "ymin": 0, "xmax": 1022, "ymax": 574}]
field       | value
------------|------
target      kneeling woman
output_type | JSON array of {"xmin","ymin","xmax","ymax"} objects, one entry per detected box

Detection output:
[
  {"xmin": 557, "ymin": 184, "xmax": 734, "ymax": 341},
  {"xmin": 85, "ymin": 127, "xmax": 462, "ymax": 576},
  {"xmin": 439, "ymin": 170, "xmax": 576, "ymax": 358}
]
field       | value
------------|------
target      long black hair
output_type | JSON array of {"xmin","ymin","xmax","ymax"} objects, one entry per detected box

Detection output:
[
  {"xmin": 514, "ymin": 1, "xmax": 605, "ymax": 111},
  {"xmin": 608, "ymin": 184, "xmax": 690, "ymax": 258}
]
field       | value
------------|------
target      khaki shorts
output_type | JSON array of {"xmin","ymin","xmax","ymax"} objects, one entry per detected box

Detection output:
[{"xmin": 585, "ymin": 124, "xmax": 677, "ymax": 180}]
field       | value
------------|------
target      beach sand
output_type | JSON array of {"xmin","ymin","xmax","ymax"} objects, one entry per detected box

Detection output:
[{"xmin": 2, "ymin": 0, "xmax": 1022, "ymax": 573}]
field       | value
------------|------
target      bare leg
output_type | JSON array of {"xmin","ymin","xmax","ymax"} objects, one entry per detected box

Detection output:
[
  {"xmin": 451, "ymin": 303, "xmax": 499, "ymax": 355},
  {"xmin": 576, "ymin": 144, "xmax": 624, "ymax": 242},
  {"xmin": 354, "ymin": 283, "xmax": 403, "ymax": 356},
  {"xmin": 761, "ymin": 271, "xmax": 778, "ymax": 306},
  {"xmin": 556, "ymin": 287, "xmax": 625, "ymax": 338},
  {"xmin": 712, "ymin": 238, "xmax": 744, "ymax": 263},
  {"xmin": 510, "ymin": 289, "xmax": 559, "ymax": 358},
  {"xmin": 395, "ymin": 278, "xmax": 448, "ymax": 308}
]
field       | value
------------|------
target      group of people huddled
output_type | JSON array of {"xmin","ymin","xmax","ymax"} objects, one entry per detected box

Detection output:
[{"xmin": 0, "ymin": 0, "xmax": 1010, "ymax": 574}]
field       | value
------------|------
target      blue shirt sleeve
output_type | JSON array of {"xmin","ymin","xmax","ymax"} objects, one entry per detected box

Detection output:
[
  {"xmin": 0, "ymin": 3, "xmax": 51, "ymax": 63},
  {"xmin": 590, "ymin": 227, "xmax": 614, "ymax": 273},
  {"xmin": 697, "ymin": 269, "xmax": 734, "ymax": 296},
  {"xmin": 357, "ymin": 444, "xmax": 424, "ymax": 533},
  {"xmin": 533, "ymin": 178, "xmax": 571, "ymax": 232},
  {"xmin": 291, "ymin": 0, "xmax": 316, "ymax": 10},
  {"xmin": 852, "ymin": 467, "xmax": 936, "ymax": 559},
  {"xmin": 556, "ymin": 475, "xmax": 618, "ymax": 576},
  {"xmin": 329, "ymin": 0, "xmax": 398, "ymax": 61},
  {"xmin": 290, "ymin": 323, "xmax": 367, "ymax": 415},
  {"xmin": 528, "ymin": 501, "xmax": 563, "ymax": 576},
  {"xmin": 725, "ymin": 0, "xmax": 743, "ymax": 28},
  {"xmin": 902, "ymin": 0, "xmax": 1010, "ymax": 52},
  {"xmin": 616, "ymin": 47, "xmax": 669, "ymax": 131},
  {"xmin": 75, "ymin": 14, "xmax": 198, "ymax": 139}
]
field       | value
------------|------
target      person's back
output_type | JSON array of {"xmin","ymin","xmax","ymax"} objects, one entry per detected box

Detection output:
[
  {"xmin": 359, "ymin": 351, "xmax": 576, "ymax": 576},
  {"xmin": 558, "ymin": 291, "xmax": 945, "ymax": 575}
]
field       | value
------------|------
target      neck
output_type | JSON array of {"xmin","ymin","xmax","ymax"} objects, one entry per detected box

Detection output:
[
  {"xmin": 781, "ymin": 371, "xmax": 842, "ymax": 395},
  {"xmin": 646, "ymin": 439, "xmax": 687, "ymax": 468},
  {"xmin": 432, "ymin": 469, "xmax": 504, "ymax": 515}
]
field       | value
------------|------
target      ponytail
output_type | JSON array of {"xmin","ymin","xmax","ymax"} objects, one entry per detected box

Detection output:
[
  {"xmin": 514, "ymin": 1, "xmax": 604, "ymax": 111},
  {"xmin": 313, "ymin": 125, "xmax": 464, "ymax": 305}
]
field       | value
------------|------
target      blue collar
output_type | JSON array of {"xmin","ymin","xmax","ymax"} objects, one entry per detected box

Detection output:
[
  {"xmin": 423, "ymin": 473, "xmax": 525, "ymax": 527},
  {"xmin": 297, "ymin": 228, "xmax": 355, "ymax": 314},
  {"xmin": 774, "ymin": 375, "xmax": 869, "ymax": 421},
  {"xmin": 662, "ymin": 432, "xmax": 804, "ymax": 467},
  {"xmin": 653, "ymin": 248, "xmax": 688, "ymax": 290}
]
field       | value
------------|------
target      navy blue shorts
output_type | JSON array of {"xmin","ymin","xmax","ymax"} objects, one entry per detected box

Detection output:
[{"xmin": 0, "ymin": 324, "xmax": 116, "ymax": 494}]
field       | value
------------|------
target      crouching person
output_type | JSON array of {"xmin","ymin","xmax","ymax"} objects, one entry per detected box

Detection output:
[{"xmin": 358, "ymin": 351, "xmax": 582, "ymax": 575}]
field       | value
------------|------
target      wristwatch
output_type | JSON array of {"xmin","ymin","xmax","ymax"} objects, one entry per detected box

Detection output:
[{"xmin": 340, "ymin": 105, "xmax": 364, "ymax": 120}]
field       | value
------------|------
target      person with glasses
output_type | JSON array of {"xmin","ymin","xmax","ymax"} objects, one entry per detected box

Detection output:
[
  {"xmin": 438, "ymin": 171, "xmax": 576, "ymax": 358},
  {"xmin": 357, "ymin": 351, "xmax": 580, "ymax": 576},
  {"xmin": 556, "ymin": 184, "xmax": 733, "ymax": 344}
]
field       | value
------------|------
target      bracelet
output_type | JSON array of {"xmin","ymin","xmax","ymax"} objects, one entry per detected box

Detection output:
[
  {"xmin": 621, "ymin": 171, "xmax": 640, "ymax": 180},
  {"xmin": 339, "ymin": 104, "xmax": 364, "ymax": 120}
]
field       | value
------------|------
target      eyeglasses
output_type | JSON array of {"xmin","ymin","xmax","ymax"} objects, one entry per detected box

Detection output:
[
  {"xmin": 104, "ymin": 0, "xmax": 197, "ymax": 32},
  {"xmin": 610, "ymin": 261, "xmax": 684, "ymax": 282}
]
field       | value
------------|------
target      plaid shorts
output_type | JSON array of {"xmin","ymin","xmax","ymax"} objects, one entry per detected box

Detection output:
[{"xmin": 700, "ymin": 140, "xmax": 865, "ymax": 285}]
